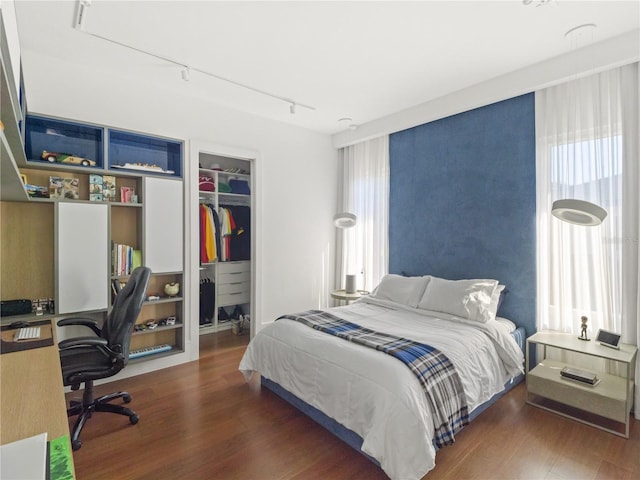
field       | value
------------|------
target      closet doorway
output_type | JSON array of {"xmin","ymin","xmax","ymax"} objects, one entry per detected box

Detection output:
[{"xmin": 188, "ymin": 141, "xmax": 257, "ymax": 358}]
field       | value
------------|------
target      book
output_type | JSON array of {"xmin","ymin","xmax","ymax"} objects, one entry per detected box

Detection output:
[
  {"xmin": 89, "ymin": 175, "xmax": 103, "ymax": 200},
  {"xmin": 103, "ymin": 175, "xmax": 116, "ymax": 201},
  {"xmin": 49, "ymin": 177, "xmax": 79, "ymax": 200},
  {"xmin": 120, "ymin": 186, "xmax": 135, "ymax": 203}
]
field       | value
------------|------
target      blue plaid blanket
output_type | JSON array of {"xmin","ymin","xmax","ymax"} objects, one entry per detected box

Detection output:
[{"xmin": 278, "ymin": 309, "xmax": 469, "ymax": 447}]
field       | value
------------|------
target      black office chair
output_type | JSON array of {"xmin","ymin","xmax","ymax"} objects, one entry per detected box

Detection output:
[{"xmin": 58, "ymin": 266, "xmax": 151, "ymax": 450}]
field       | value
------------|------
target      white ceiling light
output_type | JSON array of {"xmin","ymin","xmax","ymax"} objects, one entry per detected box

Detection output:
[{"xmin": 551, "ymin": 199, "xmax": 607, "ymax": 226}]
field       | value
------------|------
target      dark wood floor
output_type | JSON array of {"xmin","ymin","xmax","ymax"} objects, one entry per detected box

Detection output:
[{"xmin": 69, "ymin": 331, "xmax": 639, "ymax": 480}]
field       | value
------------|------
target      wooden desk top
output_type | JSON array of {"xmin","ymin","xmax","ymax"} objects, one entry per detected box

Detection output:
[{"xmin": 0, "ymin": 319, "xmax": 75, "ymax": 476}]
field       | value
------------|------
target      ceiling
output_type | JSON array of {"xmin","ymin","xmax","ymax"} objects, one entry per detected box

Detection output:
[{"xmin": 13, "ymin": 1, "xmax": 640, "ymax": 135}]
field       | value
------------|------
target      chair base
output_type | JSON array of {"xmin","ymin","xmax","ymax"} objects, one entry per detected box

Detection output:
[{"xmin": 67, "ymin": 380, "xmax": 139, "ymax": 450}]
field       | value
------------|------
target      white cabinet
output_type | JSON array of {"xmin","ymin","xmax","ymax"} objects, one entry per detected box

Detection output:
[
  {"xmin": 143, "ymin": 176, "xmax": 183, "ymax": 273},
  {"xmin": 56, "ymin": 202, "xmax": 109, "ymax": 313},
  {"xmin": 526, "ymin": 332, "xmax": 637, "ymax": 438}
]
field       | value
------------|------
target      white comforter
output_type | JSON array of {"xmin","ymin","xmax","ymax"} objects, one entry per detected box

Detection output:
[{"xmin": 239, "ymin": 297, "xmax": 524, "ymax": 480}]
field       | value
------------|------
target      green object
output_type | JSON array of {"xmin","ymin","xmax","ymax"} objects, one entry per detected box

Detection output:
[
  {"xmin": 218, "ymin": 182, "xmax": 232, "ymax": 193},
  {"xmin": 49, "ymin": 435, "xmax": 74, "ymax": 480},
  {"xmin": 132, "ymin": 249, "xmax": 142, "ymax": 269}
]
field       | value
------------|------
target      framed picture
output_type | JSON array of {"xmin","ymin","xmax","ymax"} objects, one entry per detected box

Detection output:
[
  {"xmin": 49, "ymin": 176, "xmax": 79, "ymax": 200},
  {"xmin": 596, "ymin": 329, "xmax": 621, "ymax": 349}
]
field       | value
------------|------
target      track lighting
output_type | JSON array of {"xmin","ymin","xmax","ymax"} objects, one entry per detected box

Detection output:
[
  {"xmin": 70, "ymin": 5, "xmax": 315, "ymax": 113},
  {"xmin": 74, "ymin": 0, "xmax": 92, "ymax": 30}
]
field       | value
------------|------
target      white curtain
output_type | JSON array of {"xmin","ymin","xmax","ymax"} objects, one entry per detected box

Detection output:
[
  {"xmin": 335, "ymin": 136, "xmax": 389, "ymax": 294},
  {"xmin": 535, "ymin": 63, "xmax": 639, "ymax": 417}
]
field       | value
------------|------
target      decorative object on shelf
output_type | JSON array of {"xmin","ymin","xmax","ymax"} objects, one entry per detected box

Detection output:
[
  {"xmin": 112, "ymin": 163, "xmax": 175, "ymax": 174},
  {"xmin": 595, "ymin": 329, "xmax": 622, "ymax": 349},
  {"xmin": 41, "ymin": 150, "xmax": 96, "ymax": 167},
  {"xmin": 120, "ymin": 186, "xmax": 135, "ymax": 203},
  {"xmin": 103, "ymin": 175, "xmax": 116, "ymax": 201},
  {"xmin": 163, "ymin": 282, "xmax": 180, "ymax": 297},
  {"xmin": 578, "ymin": 315, "xmax": 590, "ymax": 341},
  {"xmin": 25, "ymin": 184, "xmax": 49, "ymax": 198},
  {"xmin": 345, "ymin": 274, "xmax": 357, "ymax": 294},
  {"xmin": 49, "ymin": 176, "xmax": 79, "ymax": 200},
  {"xmin": 229, "ymin": 178, "xmax": 250, "ymax": 195},
  {"xmin": 90, "ymin": 174, "xmax": 103, "ymax": 202},
  {"xmin": 20, "ymin": 173, "xmax": 27, "ymax": 184},
  {"xmin": 199, "ymin": 174, "xmax": 215, "ymax": 192},
  {"xmin": 551, "ymin": 199, "xmax": 607, "ymax": 226}
]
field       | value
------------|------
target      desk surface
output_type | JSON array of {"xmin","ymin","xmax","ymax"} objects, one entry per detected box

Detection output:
[{"xmin": 0, "ymin": 319, "xmax": 75, "ymax": 476}]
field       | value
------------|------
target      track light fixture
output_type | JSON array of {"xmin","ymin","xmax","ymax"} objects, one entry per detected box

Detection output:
[
  {"xmin": 74, "ymin": 0, "xmax": 92, "ymax": 30},
  {"xmin": 70, "ymin": 0, "xmax": 315, "ymax": 114}
]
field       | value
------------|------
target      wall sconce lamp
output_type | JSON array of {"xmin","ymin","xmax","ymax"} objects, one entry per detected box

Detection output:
[
  {"xmin": 334, "ymin": 212, "xmax": 356, "ymax": 229},
  {"xmin": 551, "ymin": 199, "xmax": 607, "ymax": 226}
]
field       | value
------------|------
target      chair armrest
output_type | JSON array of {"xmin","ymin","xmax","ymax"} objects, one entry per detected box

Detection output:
[
  {"xmin": 58, "ymin": 336, "xmax": 108, "ymax": 350},
  {"xmin": 58, "ymin": 336, "xmax": 124, "ymax": 362},
  {"xmin": 57, "ymin": 317, "xmax": 102, "ymax": 336}
]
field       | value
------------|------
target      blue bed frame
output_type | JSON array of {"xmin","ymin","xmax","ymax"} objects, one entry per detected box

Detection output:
[{"xmin": 261, "ymin": 326, "xmax": 527, "ymax": 465}]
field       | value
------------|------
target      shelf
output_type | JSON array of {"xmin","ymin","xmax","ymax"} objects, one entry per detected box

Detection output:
[
  {"xmin": 109, "ymin": 129, "xmax": 182, "ymax": 178},
  {"xmin": 144, "ymin": 296, "xmax": 183, "ymax": 305},
  {"xmin": 24, "ymin": 115, "xmax": 104, "ymax": 169},
  {"xmin": 528, "ymin": 359, "xmax": 628, "ymax": 422},
  {"xmin": 132, "ymin": 322, "xmax": 183, "ymax": 336}
]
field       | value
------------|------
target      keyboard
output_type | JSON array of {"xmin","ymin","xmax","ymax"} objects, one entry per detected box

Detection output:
[
  {"xmin": 129, "ymin": 344, "xmax": 172, "ymax": 359},
  {"xmin": 14, "ymin": 327, "xmax": 41, "ymax": 341}
]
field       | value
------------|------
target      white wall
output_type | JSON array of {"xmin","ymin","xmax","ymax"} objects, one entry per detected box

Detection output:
[
  {"xmin": 333, "ymin": 29, "xmax": 640, "ymax": 148},
  {"xmin": 21, "ymin": 50, "xmax": 338, "ymax": 374}
]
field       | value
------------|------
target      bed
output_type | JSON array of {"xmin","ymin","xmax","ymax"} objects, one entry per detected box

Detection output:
[{"xmin": 239, "ymin": 274, "xmax": 526, "ymax": 480}]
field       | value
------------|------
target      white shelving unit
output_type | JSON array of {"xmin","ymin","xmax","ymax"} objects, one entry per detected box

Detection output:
[{"xmin": 526, "ymin": 331, "xmax": 637, "ymax": 438}]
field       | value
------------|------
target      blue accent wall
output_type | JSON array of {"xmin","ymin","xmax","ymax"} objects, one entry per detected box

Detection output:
[{"xmin": 389, "ymin": 93, "xmax": 536, "ymax": 336}]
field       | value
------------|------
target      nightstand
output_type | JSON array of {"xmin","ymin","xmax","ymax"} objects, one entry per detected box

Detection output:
[
  {"xmin": 526, "ymin": 331, "xmax": 637, "ymax": 438},
  {"xmin": 330, "ymin": 289, "xmax": 369, "ymax": 305}
]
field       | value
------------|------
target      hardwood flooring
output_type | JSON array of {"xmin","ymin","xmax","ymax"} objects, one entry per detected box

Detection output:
[{"xmin": 69, "ymin": 332, "xmax": 639, "ymax": 480}]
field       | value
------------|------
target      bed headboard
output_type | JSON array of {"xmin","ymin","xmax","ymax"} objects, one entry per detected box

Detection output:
[{"xmin": 388, "ymin": 93, "xmax": 536, "ymax": 337}]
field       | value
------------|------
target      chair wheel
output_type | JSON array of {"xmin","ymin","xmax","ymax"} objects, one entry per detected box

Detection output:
[
  {"xmin": 72, "ymin": 439, "xmax": 82, "ymax": 451},
  {"xmin": 129, "ymin": 414, "xmax": 139, "ymax": 424},
  {"xmin": 123, "ymin": 394, "xmax": 132, "ymax": 404}
]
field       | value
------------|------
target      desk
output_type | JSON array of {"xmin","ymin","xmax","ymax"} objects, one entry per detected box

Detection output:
[{"xmin": 0, "ymin": 319, "xmax": 75, "ymax": 477}]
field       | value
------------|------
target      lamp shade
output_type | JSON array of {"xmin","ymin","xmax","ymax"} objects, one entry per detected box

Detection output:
[
  {"xmin": 334, "ymin": 212, "xmax": 356, "ymax": 228},
  {"xmin": 551, "ymin": 199, "xmax": 607, "ymax": 226}
]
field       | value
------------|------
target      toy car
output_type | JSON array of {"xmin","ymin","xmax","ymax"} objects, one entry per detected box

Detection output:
[{"xmin": 41, "ymin": 150, "xmax": 96, "ymax": 167}]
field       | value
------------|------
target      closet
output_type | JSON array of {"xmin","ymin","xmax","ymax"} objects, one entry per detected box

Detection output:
[{"xmin": 198, "ymin": 152, "xmax": 252, "ymax": 337}]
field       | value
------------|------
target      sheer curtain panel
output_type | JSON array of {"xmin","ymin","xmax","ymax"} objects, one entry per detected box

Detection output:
[
  {"xmin": 335, "ymin": 136, "xmax": 389, "ymax": 293},
  {"xmin": 535, "ymin": 63, "xmax": 639, "ymax": 417}
]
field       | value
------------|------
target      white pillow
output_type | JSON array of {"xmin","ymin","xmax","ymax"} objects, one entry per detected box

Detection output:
[
  {"xmin": 370, "ymin": 274, "xmax": 431, "ymax": 308},
  {"xmin": 417, "ymin": 276, "xmax": 498, "ymax": 323},
  {"xmin": 487, "ymin": 284, "xmax": 506, "ymax": 321}
]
